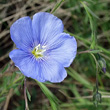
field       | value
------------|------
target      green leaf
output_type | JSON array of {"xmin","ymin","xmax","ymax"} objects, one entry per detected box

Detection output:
[
  {"xmin": 15, "ymin": 71, "xmax": 22, "ymax": 74},
  {"xmin": 51, "ymin": 0, "xmax": 64, "ymax": 14},
  {"xmin": 36, "ymin": 80, "xmax": 60, "ymax": 110},
  {"xmin": 1, "ymin": 63, "xmax": 9, "ymax": 74},
  {"xmin": 81, "ymin": 2, "xmax": 99, "ymax": 19},
  {"xmin": 26, "ymin": 88, "xmax": 31, "ymax": 101},
  {"xmin": 50, "ymin": 101, "xmax": 58, "ymax": 110},
  {"xmin": 81, "ymin": 1, "xmax": 97, "ymax": 49},
  {"xmin": 67, "ymin": 67, "xmax": 92, "ymax": 89}
]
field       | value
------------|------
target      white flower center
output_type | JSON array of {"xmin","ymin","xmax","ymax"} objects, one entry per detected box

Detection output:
[{"xmin": 32, "ymin": 44, "xmax": 46, "ymax": 58}]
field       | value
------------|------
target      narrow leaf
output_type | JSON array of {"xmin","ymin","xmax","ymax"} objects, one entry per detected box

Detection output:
[
  {"xmin": 51, "ymin": 0, "xmax": 64, "ymax": 14},
  {"xmin": 36, "ymin": 80, "xmax": 60, "ymax": 110},
  {"xmin": 26, "ymin": 89, "xmax": 31, "ymax": 101},
  {"xmin": 1, "ymin": 63, "xmax": 9, "ymax": 73}
]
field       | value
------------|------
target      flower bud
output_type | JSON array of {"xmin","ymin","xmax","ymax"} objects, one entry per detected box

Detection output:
[
  {"xmin": 93, "ymin": 92, "xmax": 102, "ymax": 107},
  {"xmin": 98, "ymin": 58, "xmax": 106, "ymax": 73}
]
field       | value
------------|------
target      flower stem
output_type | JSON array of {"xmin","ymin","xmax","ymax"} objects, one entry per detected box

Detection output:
[
  {"xmin": 24, "ymin": 78, "xmax": 29, "ymax": 110},
  {"xmin": 77, "ymin": 50, "xmax": 102, "ymax": 54},
  {"xmin": 51, "ymin": 0, "xmax": 64, "ymax": 14}
]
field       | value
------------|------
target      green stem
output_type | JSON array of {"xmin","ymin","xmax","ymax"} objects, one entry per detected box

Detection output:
[
  {"xmin": 90, "ymin": 53, "xmax": 99, "ymax": 93},
  {"xmin": 51, "ymin": 0, "xmax": 64, "ymax": 14},
  {"xmin": 24, "ymin": 78, "xmax": 29, "ymax": 110},
  {"xmin": 78, "ymin": 50, "xmax": 102, "ymax": 54}
]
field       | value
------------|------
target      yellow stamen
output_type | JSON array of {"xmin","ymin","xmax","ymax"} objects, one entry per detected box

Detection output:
[{"xmin": 32, "ymin": 44, "xmax": 46, "ymax": 58}]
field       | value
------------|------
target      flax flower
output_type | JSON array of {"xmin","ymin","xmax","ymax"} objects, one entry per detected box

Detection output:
[{"xmin": 9, "ymin": 12, "xmax": 77, "ymax": 83}]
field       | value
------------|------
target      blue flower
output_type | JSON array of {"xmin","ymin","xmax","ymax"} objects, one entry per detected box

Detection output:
[{"xmin": 9, "ymin": 12, "xmax": 77, "ymax": 83}]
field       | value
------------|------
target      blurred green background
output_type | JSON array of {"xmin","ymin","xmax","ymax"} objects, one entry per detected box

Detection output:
[{"xmin": 0, "ymin": 0, "xmax": 110, "ymax": 110}]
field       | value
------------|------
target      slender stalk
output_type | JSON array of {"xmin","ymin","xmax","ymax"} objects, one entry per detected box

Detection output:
[
  {"xmin": 77, "ymin": 50, "xmax": 102, "ymax": 54},
  {"xmin": 96, "ymin": 58, "xmax": 99, "ymax": 93},
  {"xmin": 24, "ymin": 78, "xmax": 29, "ymax": 110},
  {"xmin": 90, "ymin": 53, "xmax": 99, "ymax": 93},
  {"xmin": 77, "ymin": 50, "xmax": 91, "ymax": 54},
  {"xmin": 51, "ymin": 0, "xmax": 64, "ymax": 14}
]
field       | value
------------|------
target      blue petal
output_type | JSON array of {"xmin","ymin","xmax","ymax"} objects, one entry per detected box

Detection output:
[
  {"xmin": 39, "ymin": 58, "xmax": 67, "ymax": 83},
  {"xmin": 46, "ymin": 33, "xmax": 77, "ymax": 67},
  {"xmin": 9, "ymin": 49, "xmax": 67, "ymax": 82},
  {"xmin": 32, "ymin": 12, "xmax": 64, "ymax": 45},
  {"xmin": 10, "ymin": 17, "xmax": 34, "ymax": 52},
  {"xmin": 9, "ymin": 49, "xmax": 45, "ymax": 82}
]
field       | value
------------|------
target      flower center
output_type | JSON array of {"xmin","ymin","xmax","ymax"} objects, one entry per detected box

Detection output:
[{"xmin": 32, "ymin": 44, "xmax": 46, "ymax": 58}]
